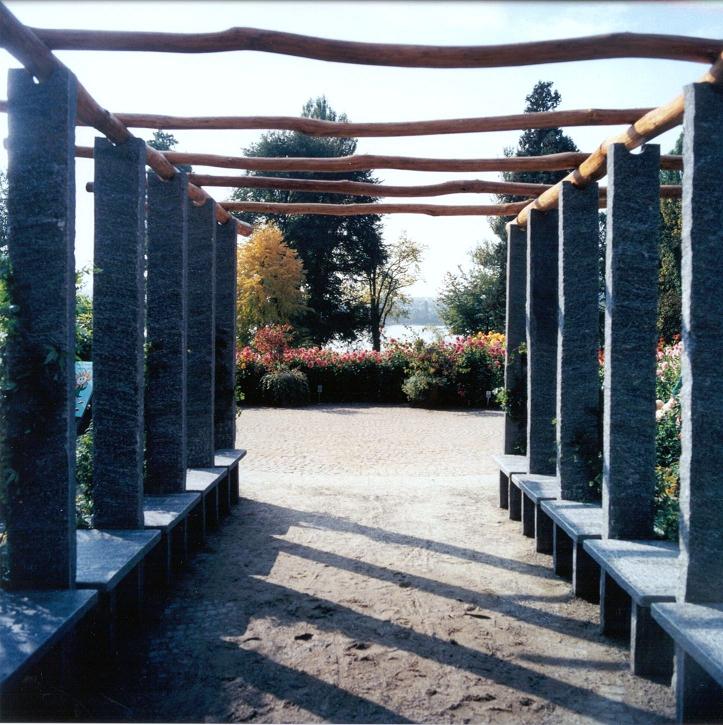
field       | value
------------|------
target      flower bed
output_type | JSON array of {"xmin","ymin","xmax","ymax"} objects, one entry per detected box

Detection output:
[{"xmin": 235, "ymin": 327, "xmax": 505, "ymax": 408}]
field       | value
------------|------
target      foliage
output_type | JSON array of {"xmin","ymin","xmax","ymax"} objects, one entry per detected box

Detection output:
[
  {"xmin": 658, "ymin": 134, "xmax": 683, "ymax": 342},
  {"xmin": 438, "ymin": 241, "xmax": 507, "ymax": 335},
  {"xmin": 260, "ymin": 369, "xmax": 310, "ymax": 407},
  {"xmin": 147, "ymin": 130, "xmax": 192, "ymax": 172},
  {"xmin": 75, "ymin": 424, "xmax": 94, "ymax": 528},
  {"xmin": 358, "ymin": 233, "xmax": 423, "ymax": 351},
  {"xmin": 236, "ymin": 332, "xmax": 505, "ymax": 408},
  {"xmin": 231, "ymin": 96, "xmax": 385, "ymax": 346},
  {"xmin": 236, "ymin": 224, "xmax": 307, "ymax": 344},
  {"xmin": 75, "ymin": 268, "xmax": 93, "ymax": 361},
  {"xmin": 654, "ymin": 339, "xmax": 682, "ymax": 540}
]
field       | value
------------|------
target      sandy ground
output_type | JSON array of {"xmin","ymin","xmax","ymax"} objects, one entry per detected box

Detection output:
[{"xmin": 93, "ymin": 405, "xmax": 674, "ymax": 723}]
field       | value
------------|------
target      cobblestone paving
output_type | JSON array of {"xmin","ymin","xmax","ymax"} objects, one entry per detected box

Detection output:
[{"xmin": 100, "ymin": 405, "xmax": 674, "ymax": 723}]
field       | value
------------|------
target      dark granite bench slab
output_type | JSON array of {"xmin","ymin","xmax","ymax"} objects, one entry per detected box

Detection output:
[
  {"xmin": 76, "ymin": 529, "xmax": 161, "ymax": 592},
  {"xmin": 583, "ymin": 539, "xmax": 679, "ymax": 606},
  {"xmin": 541, "ymin": 500, "xmax": 602, "ymax": 602},
  {"xmin": 584, "ymin": 539, "xmax": 680, "ymax": 680},
  {"xmin": 186, "ymin": 467, "xmax": 227, "ymax": 533},
  {"xmin": 0, "ymin": 589, "xmax": 98, "ymax": 694},
  {"xmin": 215, "ymin": 448, "xmax": 247, "ymax": 507},
  {"xmin": 143, "ymin": 492, "xmax": 202, "ymax": 585},
  {"xmin": 513, "ymin": 474, "xmax": 559, "ymax": 540},
  {"xmin": 491, "ymin": 453, "xmax": 527, "ymax": 511},
  {"xmin": 652, "ymin": 602, "xmax": 723, "ymax": 686}
]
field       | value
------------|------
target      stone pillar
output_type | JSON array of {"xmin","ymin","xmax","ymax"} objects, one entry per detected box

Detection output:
[
  {"xmin": 92, "ymin": 138, "xmax": 146, "ymax": 529},
  {"xmin": 526, "ymin": 209, "xmax": 558, "ymax": 475},
  {"xmin": 186, "ymin": 201, "xmax": 216, "ymax": 467},
  {"xmin": 146, "ymin": 171, "xmax": 189, "ymax": 493},
  {"xmin": 602, "ymin": 143, "xmax": 660, "ymax": 539},
  {"xmin": 214, "ymin": 220, "xmax": 237, "ymax": 450},
  {"xmin": 557, "ymin": 181, "xmax": 601, "ymax": 501},
  {"xmin": 4, "ymin": 68, "xmax": 78, "ymax": 589},
  {"xmin": 504, "ymin": 224, "xmax": 527, "ymax": 455},
  {"xmin": 677, "ymin": 83, "xmax": 723, "ymax": 603}
]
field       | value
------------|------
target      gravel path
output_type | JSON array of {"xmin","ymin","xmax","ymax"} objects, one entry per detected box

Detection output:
[{"xmin": 99, "ymin": 405, "xmax": 674, "ymax": 723}]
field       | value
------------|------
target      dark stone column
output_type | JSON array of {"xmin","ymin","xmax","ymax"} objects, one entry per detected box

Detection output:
[
  {"xmin": 146, "ymin": 172, "xmax": 189, "ymax": 493},
  {"xmin": 526, "ymin": 209, "xmax": 558, "ymax": 475},
  {"xmin": 504, "ymin": 224, "xmax": 527, "ymax": 455},
  {"xmin": 214, "ymin": 220, "xmax": 237, "ymax": 451},
  {"xmin": 186, "ymin": 201, "xmax": 216, "ymax": 467},
  {"xmin": 557, "ymin": 182, "xmax": 601, "ymax": 501},
  {"xmin": 92, "ymin": 138, "xmax": 146, "ymax": 529},
  {"xmin": 4, "ymin": 68, "xmax": 78, "ymax": 589},
  {"xmin": 602, "ymin": 143, "xmax": 660, "ymax": 539},
  {"xmin": 677, "ymin": 83, "xmax": 723, "ymax": 604}
]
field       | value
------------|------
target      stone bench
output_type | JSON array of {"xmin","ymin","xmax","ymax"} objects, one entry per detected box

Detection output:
[
  {"xmin": 185, "ymin": 467, "xmax": 227, "ymax": 538},
  {"xmin": 540, "ymin": 500, "xmax": 602, "ymax": 602},
  {"xmin": 584, "ymin": 539, "xmax": 679, "ymax": 679},
  {"xmin": 214, "ymin": 448, "xmax": 247, "ymax": 508},
  {"xmin": 76, "ymin": 529, "xmax": 161, "ymax": 653},
  {"xmin": 0, "ymin": 589, "xmax": 98, "ymax": 716},
  {"xmin": 652, "ymin": 602, "xmax": 723, "ymax": 722},
  {"xmin": 512, "ymin": 474, "xmax": 559, "ymax": 545},
  {"xmin": 143, "ymin": 492, "xmax": 202, "ymax": 585},
  {"xmin": 491, "ymin": 453, "xmax": 527, "ymax": 511}
]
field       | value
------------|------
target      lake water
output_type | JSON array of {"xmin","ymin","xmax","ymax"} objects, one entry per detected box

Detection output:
[{"xmin": 329, "ymin": 324, "xmax": 453, "ymax": 351}]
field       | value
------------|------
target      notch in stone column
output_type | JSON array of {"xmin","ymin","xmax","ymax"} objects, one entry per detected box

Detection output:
[
  {"xmin": 557, "ymin": 181, "xmax": 601, "ymax": 502},
  {"xmin": 602, "ymin": 143, "xmax": 660, "ymax": 540},
  {"xmin": 504, "ymin": 224, "xmax": 527, "ymax": 456},
  {"xmin": 526, "ymin": 209, "xmax": 559, "ymax": 476},
  {"xmin": 146, "ymin": 171, "xmax": 189, "ymax": 494},
  {"xmin": 92, "ymin": 137, "xmax": 146, "ymax": 529},
  {"xmin": 214, "ymin": 220, "xmax": 237, "ymax": 451},
  {"xmin": 4, "ymin": 68, "xmax": 78, "ymax": 589},
  {"xmin": 186, "ymin": 201, "xmax": 216, "ymax": 468},
  {"xmin": 677, "ymin": 82, "xmax": 723, "ymax": 604}
]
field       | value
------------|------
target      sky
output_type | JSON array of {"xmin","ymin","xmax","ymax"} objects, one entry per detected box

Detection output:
[{"xmin": 0, "ymin": 1, "xmax": 720, "ymax": 297}]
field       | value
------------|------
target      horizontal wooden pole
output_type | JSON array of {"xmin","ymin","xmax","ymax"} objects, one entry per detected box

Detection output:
[
  {"xmin": 27, "ymin": 28, "xmax": 723, "ymax": 67},
  {"xmin": 0, "ymin": 103, "xmax": 651, "ymax": 136},
  {"xmin": 0, "ymin": 4, "xmax": 251, "ymax": 236},
  {"xmin": 514, "ymin": 51, "xmax": 723, "ymax": 226},
  {"xmin": 222, "ymin": 201, "xmax": 531, "ymax": 216},
  {"xmin": 75, "ymin": 145, "xmax": 684, "ymax": 174}
]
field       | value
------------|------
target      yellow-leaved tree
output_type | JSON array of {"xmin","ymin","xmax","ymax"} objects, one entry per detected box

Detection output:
[{"xmin": 236, "ymin": 223, "xmax": 307, "ymax": 343}]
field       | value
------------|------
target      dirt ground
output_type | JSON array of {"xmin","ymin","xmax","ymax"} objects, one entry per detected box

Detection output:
[{"xmin": 92, "ymin": 405, "xmax": 675, "ymax": 723}]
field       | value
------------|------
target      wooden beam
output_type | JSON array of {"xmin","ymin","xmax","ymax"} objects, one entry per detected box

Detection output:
[
  {"xmin": 0, "ymin": 102, "xmax": 652, "ymax": 136},
  {"xmin": 75, "ymin": 145, "xmax": 684, "ymax": 174},
  {"xmin": 221, "ymin": 201, "xmax": 531, "ymax": 216},
  {"xmin": 27, "ymin": 28, "xmax": 722, "ymax": 67},
  {"xmin": 514, "ymin": 51, "xmax": 723, "ymax": 226},
  {"xmin": 0, "ymin": 3, "xmax": 251, "ymax": 236}
]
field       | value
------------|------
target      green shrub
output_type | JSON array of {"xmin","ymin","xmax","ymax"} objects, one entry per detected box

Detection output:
[
  {"xmin": 76, "ymin": 424, "xmax": 94, "ymax": 528},
  {"xmin": 261, "ymin": 368, "xmax": 310, "ymax": 407}
]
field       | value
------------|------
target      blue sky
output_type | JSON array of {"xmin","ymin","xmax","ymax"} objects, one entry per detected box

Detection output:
[{"xmin": 1, "ymin": 1, "xmax": 720, "ymax": 295}]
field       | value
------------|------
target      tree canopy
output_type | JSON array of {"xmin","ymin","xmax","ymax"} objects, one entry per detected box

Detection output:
[
  {"xmin": 231, "ymin": 96, "xmax": 385, "ymax": 345},
  {"xmin": 236, "ymin": 223, "xmax": 307, "ymax": 344}
]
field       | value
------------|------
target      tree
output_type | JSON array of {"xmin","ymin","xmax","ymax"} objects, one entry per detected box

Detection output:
[
  {"xmin": 146, "ymin": 130, "xmax": 192, "ymax": 172},
  {"xmin": 231, "ymin": 96, "xmax": 386, "ymax": 345},
  {"xmin": 438, "ymin": 241, "xmax": 506, "ymax": 335},
  {"xmin": 657, "ymin": 134, "xmax": 683, "ymax": 342},
  {"xmin": 437, "ymin": 81, "xmax": 579, "ymax": 334},
  {"xmin": 359, "ymin": 233, "xmax": 422, "ymax": 351},
  {"xmin": 236, "ymin": 223, "xmax": 307, "ymax": 344}
]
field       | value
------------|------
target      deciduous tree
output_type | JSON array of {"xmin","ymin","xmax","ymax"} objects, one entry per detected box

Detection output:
[{"xmin": 236, "ymin": 223, "xmax": 307, "ymax": 343}]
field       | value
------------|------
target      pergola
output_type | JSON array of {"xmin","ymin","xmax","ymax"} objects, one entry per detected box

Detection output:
[{"xmin": 0, "ymin": 4, "xmax": 721, "ymax": 721}]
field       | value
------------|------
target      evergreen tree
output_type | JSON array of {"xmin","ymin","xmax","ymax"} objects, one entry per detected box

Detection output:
[{"xmin": 231, "ymin": 96, "xmax": 385, "ymax": 345}]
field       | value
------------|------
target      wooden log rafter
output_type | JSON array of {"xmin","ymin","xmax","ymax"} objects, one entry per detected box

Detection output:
[
  {"xmin": 0, "ymin": 3, "xmax": 252, "ymax": 236},
  {"xmin": 75, "ymin": 145, "xmax": 684, "ymax": 174},
  {"xmin": 85, "ymin": 175, "xmax": 683, "ymax": 200},
  {"xmin": 0, "ymin": 100, "xmax": 655, "ymax": 137},
  {"xmin": 513, "ymin": 50, "xmax": 723, "ymax": 226},
  {"xmin": 26, "ymin": 28, "xmax": 723, "ymax": 67}
]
